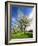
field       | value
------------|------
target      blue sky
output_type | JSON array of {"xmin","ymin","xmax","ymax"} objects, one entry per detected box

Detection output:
[
  {"xmin": 11, "ymin": 6, "xmax": 33, "ymax": 18},
  {"xmin": 10, "ymin": 6, "xmax": 33, "ymax": 27}
]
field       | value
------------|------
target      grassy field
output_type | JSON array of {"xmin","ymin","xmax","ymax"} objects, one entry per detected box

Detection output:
[{"xmin": 10, "ymin": 31, "xmax": 33, "ymax": 39}]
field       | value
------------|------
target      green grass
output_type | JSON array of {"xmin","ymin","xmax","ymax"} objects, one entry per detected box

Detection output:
[{"xmin": 10, "ymin": 31, "xmax": 33, "ymax": 39}]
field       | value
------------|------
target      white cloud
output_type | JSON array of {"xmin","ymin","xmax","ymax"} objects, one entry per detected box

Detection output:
[
  {"xmin": 12, "ymin": 18, "xmax": 16, "ymax": 22},
  {"xmin": 28, "ymin": 9, "xmax": 33, "ymax": 19}
]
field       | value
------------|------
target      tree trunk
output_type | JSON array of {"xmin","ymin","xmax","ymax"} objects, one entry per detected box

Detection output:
[
  {"xmin": 20, "ymin": 24, "xmax": 23, "ymax": 32},
  {"xmin": 24, "ymin": 25, "xmax": 26, "ymax": 34}
]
